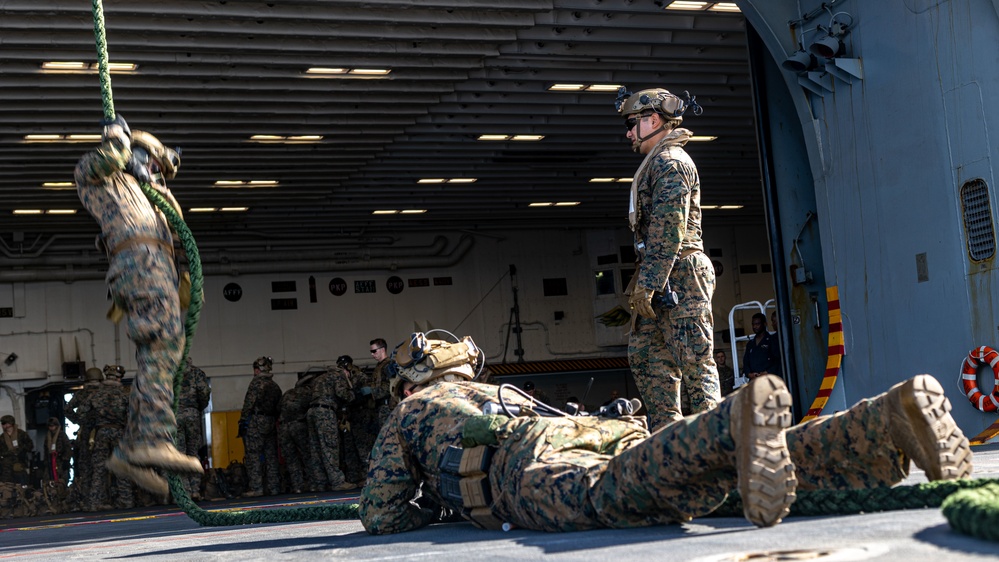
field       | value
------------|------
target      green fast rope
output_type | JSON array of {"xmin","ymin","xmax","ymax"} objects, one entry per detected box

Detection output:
[{"xmin": 91, "ymin": 0, "xmax": 357, "ymax": 525}]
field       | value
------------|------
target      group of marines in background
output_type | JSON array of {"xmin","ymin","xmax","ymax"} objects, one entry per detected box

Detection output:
[{"xmin": 0, "ymin": 341, "xmax": 394, "ymax": 518}]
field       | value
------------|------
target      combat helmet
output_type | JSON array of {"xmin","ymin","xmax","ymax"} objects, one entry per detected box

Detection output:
[
  {"xmin": 336, "ymin": 355, "xmax": 353, "ymax": 369},
  {"xmin": 388, "ymin": 332, "xmax": 481, "ymax": 399},
  {"xmin": 253, "ymin": 356, "xmax": 273, "ymax": 373},
  {"xmin": 615, "ymin": 87, "xmax": 700, "ymax": 122},
  {"xmin": 85, "ymin": 367, "xmax": 104, "ymax": 383},
  {"xmin": 103, "ymin": 364, "xmax": 126, "ymax": 379},
  {"xmin": 131, "ymin": 130, "xmax": 181, "ymax": 180}
]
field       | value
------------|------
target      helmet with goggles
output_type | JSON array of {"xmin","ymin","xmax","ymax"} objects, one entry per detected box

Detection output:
[
  {"xmin": 388, "ymin": 333, "xmax": 482, "ymax": 399},
  {"xmin": 131, "ymin": 130, "xmax": 181, "ymax": 180},
  {"xmin": 103, "ymin": 364, "xmax": 126, "ymax": 379},
  {"xmin": 615, "ymin": 86, "xmax": 702, "ymax": 124},
  {"xmin": 253, "ymin": 356, "xmax": 273, "ymax": 373}
]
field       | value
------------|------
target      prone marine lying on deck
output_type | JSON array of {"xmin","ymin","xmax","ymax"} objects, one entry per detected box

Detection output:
[{"xmin": 358, "ymin": 333, "xmax": 973, "ymax": 534}]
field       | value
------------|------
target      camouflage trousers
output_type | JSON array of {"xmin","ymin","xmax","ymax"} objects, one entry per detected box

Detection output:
[
  {"xmin": 347, "ymin": 407, "xmax": 380, "ymax": 481},
  {"xmin": 175, "ymin": 407, "xmax": 204, "ymax": 496},
  {"xmin": 787, "ymin": 390, "xmax": 908, "ymax": 490},
  {"xmin": 89, "ymin": 426, "xmax": 134, "ymax": 510},
  {"xmin": 278, "ymin": 420, "xmax": 312, "ymax": 492},
  {"xmin": 244, "ymin": 415, "xmax": 281, "ymax": 495},
  {"xmin": 487, "ymin": 384, "xmax": 910, "ymax": 532},
  {"xmin": 307, "ymin": 406, "xmax": 347, "ymax": 489},
  {"xmin": 629, "ymin": 309, "xmax": 720, "ymax": 431},
  {"xmin": 108, "ymin": 247, "xmax": 183, "ymax": 451},
  {"xmin": 67, "ymin": 425, "xmax": 96, "ymax": 510}
]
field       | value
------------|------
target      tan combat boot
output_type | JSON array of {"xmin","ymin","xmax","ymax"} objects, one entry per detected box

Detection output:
[
  {"xmin": 730, "ymin": 374, "xmax": 797, "ymax": 528},
  {"xmin": 124, "ymin": 442, "xmax": 204, "ymax": 475},
  {"xmin": 107, "ymin": 451, "xmax": 168, "ymax": 498},
  {"xmin": 885, "ymin": 374, "xmax": 973, "ymax": 481}
]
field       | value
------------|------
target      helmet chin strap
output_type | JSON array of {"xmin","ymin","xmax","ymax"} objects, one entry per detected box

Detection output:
[{"xmin": 630, "ymin": 118, "xmax": 668, "ymax": 152}]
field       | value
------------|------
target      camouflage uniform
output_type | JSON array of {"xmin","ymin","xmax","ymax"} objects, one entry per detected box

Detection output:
[
  {"xmin": 0, "ymin": 417, "xmax": 33, "ymax": 485},
  {"xmin": 306, "ymin": 368, "xmax": 354, "ymax": 490},
  {"xmin": 42, "ymin": 420, "xmax": 73, "ymax": 484},
  {"xmin": 372, "ymin": 358, "xmax": 395, "ymax": 426},
  {"xmin": 358, "ymin": 376, "xmax": 969, "ymax": 534},
  {"xmin": 87, "ymin": 376, "xmax": 134, "ymax": 510},
  {"xmin": 176, "ymin": 359, "xmax": 211, "ymax": 498},
  {"xmin": 346, "ymin": 364, "xmax": 380, "ymax": 481},
  {"xmin": 66, "ymin": 378, "xmax": 101, "ymax": 509},
  {"xmin": 241, "ymin": 372, "xmax": 282, "ymax": 496},
  {"xmin": 75, "ymin": 123, "xmax": 188, "ymax": 462},
  {"xmin": 628, "ymin": 128, "xmax": 720, "ymax": 430},
  {"xmin": 277, "ymin": 375, "xmax": 316, "ymax": 493}
]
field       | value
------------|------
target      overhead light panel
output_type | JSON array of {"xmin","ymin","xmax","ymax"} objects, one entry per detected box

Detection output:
[
  {"xmin": 306, "ymin": 67, "xmax": 348, "ymax": 75},
  {"xmin": 417, "ymin": 178, "xmax": 446, "ymax": 184},
  {"xmin": 372, "ymin": 210, "xmax": 400, "ymax": 215},
  {"xmin": 478, "ymin": 134, "xmax": 510, "ymax": 141},
  {"xmin": 189, "ymin": 208, "xmax": 217, "ymax": 213},
  {"xmin": 589, "ymin": 177, "xmax": 633, "ymax": 183},
  {"xmin": 446, "ymin": 178, "xmax": 477, "ymax": 184},
  {"xmin": 529, "ymin": 202, "xmax": 580, "ymax": 207},
  {"xmin": 555, "ymin": 201, "xmax": 581, "ymax": 206},
  {"xmin": 23, "ymin": 134, "xmax": 100, "ymax": 143},
  {"xmin": 664, "ymin": 1, "xmax": 709, "ymax": 10},
  {"xmin": 418, "ymin": 178, "xmax": 477, "ymax": 184},
  {"xmin": 41, "ymin": 61, "xmax": 136, "ymax": 73},
  {"xmin": 547, "ymin": 84, "xmax": 623, "ymax": 92},
  {"xmin": 400, "ymin": 209, "xmax": 427, "ymax": 214},
  {"xmin": 305, "ymin": 67, "xmax": 391, "ymax": 77},
  {"xmin": 349, "ymin": 68, "xmax": 391, "ymax": 75},
  {"xmin": 42, "ymin": 182, "xmax": 75, "ymax": 190},
  {"xmin": 689, "ymin": 136, "xmax": 718, "ymax": 142},
  {"xmin": 701, "ymin": 205, "xmax": 719, "ymax": 210},
  {"xmin": 249, "ymin": 135, "xmax": 322, "ymax": 144},
  {"xmin": 220, "ymin": 207, "xmax": 249, "ymax": 212},
  {"xmin": 46, "ymin": 209, "xmax": 77, "ymax": 215},
  {"xmin": 213, "ymin": 180, "xmax": 279, "ymax": 188},
  {"xmin": 528, "ymin": 202, "xmax": 554, "ymax": 207},
  {"xmin": 511, "ymin": 135, "xmax": 544, "ymax": 141},
  {"xmin": 719, "ymin": 205, "xmax": 744, "ymax": 210},
  {"xmin": 12, "ymin": 209, "xmax": 43, "ymax": 215},
  {"xmin": 708, "ymin": 2, "xmax": 741, "ymax": 12},
  {"xmin": 477, "ymin": 134, "xmax": 544, "ymax": 142}
]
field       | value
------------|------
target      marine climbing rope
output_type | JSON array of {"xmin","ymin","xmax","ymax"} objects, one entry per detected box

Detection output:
[{"xmin": 90, "ymin": 0, "xmax": 357, "ymax": 525}]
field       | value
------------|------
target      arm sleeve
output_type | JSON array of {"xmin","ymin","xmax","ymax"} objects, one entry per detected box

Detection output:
[
  {"xmin": 74, "ymin": 132, "xmax": 131, "ymax": 188},
  {"xmin": 358, "ymin": 423, "xmax": 435, "ymax": 534},
  {"xmin": 241, "ymin": 379, "xmax": 258, "ymax": 418},
  {"xmin": 635, "ymin": 156, "xmax": 691, "ymax": 292}
]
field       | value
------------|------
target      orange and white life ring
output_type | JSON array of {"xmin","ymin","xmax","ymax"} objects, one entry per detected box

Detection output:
[{"xmin": 961, "ymin": 346, "xmax": 999, "ymax": 412}]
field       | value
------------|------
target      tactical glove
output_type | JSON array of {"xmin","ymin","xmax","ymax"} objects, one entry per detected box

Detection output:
[{"xmin": 628, "ymin": 286, "xmax": 656, "ymax": 319}]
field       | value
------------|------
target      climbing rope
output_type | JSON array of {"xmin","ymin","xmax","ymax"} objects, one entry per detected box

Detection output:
[{"xmin": 90, "ymin": 0, "xmax": 358, "ymax": 525}]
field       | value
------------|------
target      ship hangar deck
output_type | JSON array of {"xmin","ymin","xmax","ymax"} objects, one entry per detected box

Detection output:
[{"xmin": 4, "ymin": 444, "xmax": 999, "ymax": 562}]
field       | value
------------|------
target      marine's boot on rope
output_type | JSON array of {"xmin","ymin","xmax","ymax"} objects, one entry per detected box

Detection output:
[
  {"xmin": 787, "ymin": 374, "xmax": 973, "ymax": 491},
  {"xmin": 591, "ymin": 374, "xmax": 796, "ymax": 529}
]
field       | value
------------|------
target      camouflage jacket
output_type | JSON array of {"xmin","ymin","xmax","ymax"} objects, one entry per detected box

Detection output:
[
  {"xmin": 357, "ymin": 381, "xmax": 651, "ymax": 535},
  {"xmin": 371, "ymin": 358, "xmax": 392, "ymax": 401},
  {"xmin": 66, "ymin": 383, "xmax": 101, "ymax": 429},
  {"xmin": 179, "ymin": 363, "xmax": 212, "ymax": 413},
  {"xmin": 0, "ymin": 428, "xmax": 34, "ymax": 471},
  {"xmin": 309, "ymin": 369, "xmax": 354, "ymax": 408},
  {"xmin": 631, "ymin": 128, "xmax": 704, "ymax": 293},
  {"xmin": 278, "ymin": 384, "xmax": 312, "ymax": 423},
  {"xmin": 241, "ymin": 375, "xmax": 282, "ymax": 418},
  {"xmin": 92, "ymin": 382, "xmax": 129, "ymax": 426}
]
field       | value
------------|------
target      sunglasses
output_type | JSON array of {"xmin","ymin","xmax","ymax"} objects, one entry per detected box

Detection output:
[
  {"xmin": 624, "ymin": 114, "xmax": 653, "ymax": 131},
  {"xmin": 369, "ymin": 347, "xmax": 385, "ymax": 354}
]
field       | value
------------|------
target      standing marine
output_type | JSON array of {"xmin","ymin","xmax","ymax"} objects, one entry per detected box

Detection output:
[
  {"xmin": 66, "ymin": 366, "xmax": 103, "ymax": 509},
  {"xmin": 87, "ymin": 365, "xmax": 134, "ymax": 510},
  {"xmin": 240, "ymin": 356, "xmax": 282, "ymax": 497},
  {"xmin": 0, "ymin": 414, "xmax": 33, "ymax": 484},
  {"xmin": 278, "ymin": 371, "xmax": 318, "ymax": 493},
  {"xmin": 306, "ymin": 362, "xmax": 356, "ymax": 491},
  {"xmin": 616, "ymin": 86, "xmax": 720, "ymax": 430},
  {"xmin": 74, "ymin": 115, "xmax": 203, "ymax": 496},
  {"xmin": 176, "ymin": 357, "xmax": 211, "ymax": 500}
]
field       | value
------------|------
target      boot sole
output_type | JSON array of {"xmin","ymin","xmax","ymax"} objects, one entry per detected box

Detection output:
[
  {"xmin": 896, "ymin": 374, "xmax": 973, "ymax": 480},
  {"xmin": 107, "ymin": 454, "xmax": 168, "ymax": 498},
  {"xmin": 125, "ymin": 446, "xmax": 204, "ymax": 475},
  {"xmin": 736, "ymin": 375, "xmax": 797, "ymax": 528}
]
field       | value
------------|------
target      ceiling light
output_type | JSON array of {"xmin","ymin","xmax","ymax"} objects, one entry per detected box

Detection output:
[
  {"xmin": 372, "ymin": 210, "xmax": 400, "ymax": 215},
  {"xmin": 616, "ymin": 178, "xmax": 633, "ymax": 182},
  {"xmin": 23, "ymin": 134, "xmax": 101, "ymax": 143},
  {"xmin": 349, "ymin": 68, "xmax": 391, "ymax": 75},
  {"xmin": 13, "ymin": 210, "xmax": 43, "ymax": 215},
  {"xmin": 708, "ymin": 3, "xmax": 741, "ymax": 12},
  {"xmin": 104, "ymin": 62, "xmax": 138, "ymax": 72},
  {"xmin": 548, "ymin": 84, "xmax": 585, "ymax": 91},
  {"xmin": 589, "ymin": 178, "xmax": 615, "ymax": 183},
  {"xmin": 528, "ymin": 202, "xmax": 554, "ymax": 207},
  {"xmin": 42, "ymin": 182, "xmax": 75, "ymax": 190},
  {"xmin": 400, "ymin": 209, "xmax": 427, "ymax": 214},
  {"xmin": 688, "ymin": 136, "xmax": 718, "ymax": 142},
  {"xmin": 306, "ymin": 67, "xmax": 348, "ymax": 75},
  {"xmin": 719, "ymin": 205, "xmax": 744, "ymax": 210},
  {"xmin": 66, "ymin": 134, "xmax": 102, "ymax": 142},
  {"xmin": 478, "ymin": 134, "xmax": 510, "ymax": 141},
  {"xmin": 447, "ymin": 178, "xmax": 477, "ymax": 184},
  {"xmin": 213, "ymin": 180, "xmax": 279, "ymax": 188},
  {"xmin": 189, "ymin": 208, "xmax": 217, "ymax": 213},
  {"xmin": 585, "ymin": 84, "xmax": 623, "ymax": 92},
  {"xmin": 46, "ymin": 209, "xmax": 77, "ymax": 215},
  {"xmin": 555, "ymin": 201, "xmax": 581, "ymax": 206},
  {"xmin": 23, "ymin": 134, "xmax": 64, "ymax": 143},
  {"xmin": 665, "ymin": 1, "xmax": 709, "ymax": 10},
  {"xmin": 250, "ymin": 134, "xmax": 323, "ymax": 144},
  {"xmin": 701, "ymin": 205, "xmax": 719, "ymax": 209},
  {"xmin": 214, "ymin": 180, "xmax": 244, "ymax": 187},
  {"xmin": 418, "ymin": 178, "xmax": 446, "ymax": 184},
  {"xmin": 41, "ymin": 61, "xmax": 87, "ymax": 70},
  {"xmin": 247, "ymin": 180, "xmax": 279, "ymax": 187},
  {"xmin": 249, "ymin": 135, "xmax": 284, "ymax": 142},
  {"xmin": 288, "ymin": 135, "xmax": 322, "ymax": 142},
  {"xmin": 511, "ymin": 135, "xmax": 544, "ymax": 141},
  {"xmin": 220, "ymin": 207, "xmax": 249, "ymax": 212}
]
